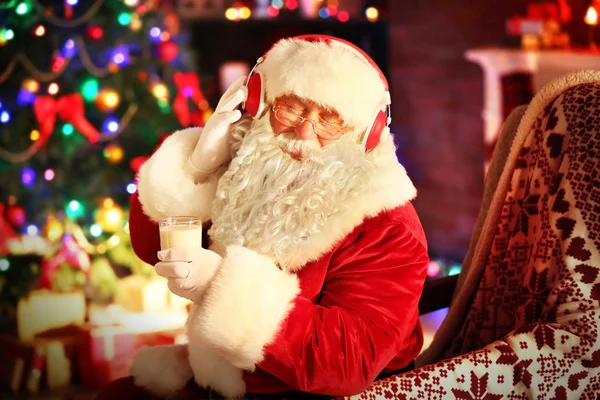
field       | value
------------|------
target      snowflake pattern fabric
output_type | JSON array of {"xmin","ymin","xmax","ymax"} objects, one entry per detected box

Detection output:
[{"xmin": 347, "ymin": 79, "xmax": 600, "ymax": 399}]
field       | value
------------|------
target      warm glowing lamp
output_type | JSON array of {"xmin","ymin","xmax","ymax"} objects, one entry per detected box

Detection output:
[{"xmin": 585, "ymin": 6, "xmax": 598, "ymax": 50}]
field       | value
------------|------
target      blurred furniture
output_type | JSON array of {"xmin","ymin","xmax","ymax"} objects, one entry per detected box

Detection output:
[{"xmin": 465, "ymin": 47, "xmax": 600, "ymax": 148}]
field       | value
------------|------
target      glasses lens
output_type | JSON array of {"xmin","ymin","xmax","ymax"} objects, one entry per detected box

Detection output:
[
  {"xmin": 315, "ymin": 123, "xmax": 344, "ymax": 140},
  {"xmin": 275, "ymin": 109, "xmax": 303, "ymax": 127},
  {"xmin": 274, "ymin": 107, "xmax": 344, "ymax": 140}
]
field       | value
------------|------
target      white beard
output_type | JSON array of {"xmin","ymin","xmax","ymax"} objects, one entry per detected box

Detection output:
[{"xmin": 208, "ymin": 113, "xmax": 376, "ymax": 269}]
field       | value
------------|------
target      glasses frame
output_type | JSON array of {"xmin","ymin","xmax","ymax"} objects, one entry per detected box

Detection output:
[{"xmin": 271, "ymin": 103, "xmax": 347, "ymax": 141}]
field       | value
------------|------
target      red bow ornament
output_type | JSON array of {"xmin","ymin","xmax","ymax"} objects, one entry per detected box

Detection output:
[
  {"xmin": 39, "ymin": 234, "xmax": 91, "ymax": 289},
  {"xmin": 34, "ymin": 94, "xmax": 101, "ymax": 146},
  {"xmin": 173, "ymin": 72, "xmax": 209, "ymax": 127}
]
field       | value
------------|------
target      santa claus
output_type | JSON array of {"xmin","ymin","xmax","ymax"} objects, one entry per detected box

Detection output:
[{"xmin": 97, "ymin": 35, "xmax": 429, "ymax": 399}]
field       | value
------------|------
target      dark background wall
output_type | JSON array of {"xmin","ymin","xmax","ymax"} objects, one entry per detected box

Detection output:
[{"xmin": 388, "ymin": 0, "xmax": 594, "ymax": 260}]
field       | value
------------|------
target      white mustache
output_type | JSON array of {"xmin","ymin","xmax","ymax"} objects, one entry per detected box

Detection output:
[{"xmin": 274, "ymin": 132, "xmax": 322, "ymax": 160}]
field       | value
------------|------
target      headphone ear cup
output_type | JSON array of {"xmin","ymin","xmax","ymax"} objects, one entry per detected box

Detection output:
[
  {"xmin": 244, "ymin": 72, "xmax": 264, "ymax": 117},
  {"xmin": 364, "ymin": 109, "xmax": 388, "ymax": 151}
]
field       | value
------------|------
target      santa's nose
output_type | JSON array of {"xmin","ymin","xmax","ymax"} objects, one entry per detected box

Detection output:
[{"xmin": 294, "ymin": 120, "xmax": 318, "ymax": 140}]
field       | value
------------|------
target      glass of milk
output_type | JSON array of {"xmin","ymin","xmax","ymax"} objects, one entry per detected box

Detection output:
[{"xmin": 159, "ymin": 216, "xmax": 202, "ymax": 250}]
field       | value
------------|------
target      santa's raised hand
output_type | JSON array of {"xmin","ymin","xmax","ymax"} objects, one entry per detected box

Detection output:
[{"xmin": 184, "ymin": 76, "xmax": 248, "ymax": 182}]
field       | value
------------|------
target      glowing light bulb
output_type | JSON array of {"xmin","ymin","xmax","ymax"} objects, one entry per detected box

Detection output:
[
  {"xmin": 26, "ymin": 224, "xmax": 39, "ymax": 236},
  {"xmin": 21, "ymin": 167, "xmax": 35, "ymax": 187},
  {"xmin": 152, "ymin": 83, "xmax": 169, "ymax": 99},
  {"xmin": 225, "ymin": 8, "xmax": 239, "ymax": 20},
  {"xmin": 30, "ymin": 130, "xmax": 40, "ymax": 141},
  {"xmin": 585, "ymin": 6, "xmax": 598, "ymax": 25},
  {"xmin": 48, "ymin": 82, "xmax": 59, "ymax": 95},
  {"xmin": 62, "ymin": 123, "xmax": 74, "ymax": 136},
  {"xmin": 90, "ymin": 224, "xmax": 103, "ymax": 237},
  {"xmin": 239, "ymin": 7, "xmax": 251, "ymax": 19},
  {"xmin": 113, "ymin": 52, "xmax": 125, "ymax": 64},
  {"xmin": 35, "ymin": 25, "xmax": 45, "ymax": 36},
  {"xmin": 44, "ymin": 169, "xmax": 55, "ymax": 181},
  {"xmin": 16, "ymin": 2, "xmax": 29, "ymax": 15},
  {"xmin": 150, "ymin": 27, "xmax": 161, "ymax": 38},
  {"xmin": 126, "ymin": 183, "xmax": 137, "ymax": 194},
  {"xmin": 23, "ymin": 79, "xmax": 40, "ymax": 93},
  {"xmin": 365, "ymin": 7, "xmax": 379, "ymax": 22}
]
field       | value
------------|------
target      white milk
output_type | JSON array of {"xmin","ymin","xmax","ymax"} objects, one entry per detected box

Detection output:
[{"xmin": 159, "ymin": 224, "xmax": 203, "ymax": 250}]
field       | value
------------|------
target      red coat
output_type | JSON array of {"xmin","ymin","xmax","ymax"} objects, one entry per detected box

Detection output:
[{"xmin": 129, "ymin": 128, "xmax": 429, "ymax": 397}]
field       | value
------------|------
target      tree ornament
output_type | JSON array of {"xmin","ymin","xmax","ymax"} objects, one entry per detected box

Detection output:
[
  {"xmin": 0, "ymin": 203, "xmax": 19, "ymax": 256},
  {"xmin": 94, "ymin": 89, "xmax": 120, "ymax": 112},
  {"xmin": 6, "ymin": 204, "xmax": 26, "ymax": 227},
  {"xmin": 39, "ymin": 235, "xmax": 91, "ymax": 289},
  {"xmin": 94, "ymin": 198, "xmax": 124, "ymax": 233},
  {"xmin": 45, "ymin": 214, "xmax": 64, "ymax": 242},
  {"xmin": 34, "ymin": 94, "xmax": 101, "ymax": 145},
  {"xmin": 103, "ymin": 144, "xmax": 124, "ymax": 164},
  {"xmin": 163, "ymin": 11, "xmax": 180, "ymax": 34},
  {"xmin": 157, "ymin": 41, "xmax": 178, "ymax": 62},
  {"xmin": 173, "ymin": 72, "xmax": 210, "ymax": 127},
  {"xmin": 85, "ymin": 25, "xmax": 104, "ymax": 40}
]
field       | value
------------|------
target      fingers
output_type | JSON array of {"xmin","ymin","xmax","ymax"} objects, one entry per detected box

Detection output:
[
  {"xmin": 205, "ymin": 110, "xmax": 242, "ymax": 132},
  {"xmin": 215, "ymin": 86, "xmax": 248, "ymax": 114},
  {"xmin": 221, "ymin": 75, "xmax": 247, "ymax": 99},
  {"xmin": 155, "ymin": 261, "xmax": 191, "ymax": 279},
  {"xmin": 222, "ymin": 109, "xmax": 242, "ymax": 124},
  {"xmin": 167, "ymin": 279, "xmax": 196, "ymax": 300},
  {"xmin": 158, "ymin": 248, "xmax": 199, "ymax": 262}
]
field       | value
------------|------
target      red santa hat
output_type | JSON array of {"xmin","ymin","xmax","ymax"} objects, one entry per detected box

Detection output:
[{"xmin": 255, "ymin": 36, "xmax": 390, "ymax": 137}]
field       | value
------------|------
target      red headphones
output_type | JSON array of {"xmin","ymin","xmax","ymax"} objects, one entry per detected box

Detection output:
[{"xmin": 243, "ymin": 34, "xmax": 391, "ymax": 151}]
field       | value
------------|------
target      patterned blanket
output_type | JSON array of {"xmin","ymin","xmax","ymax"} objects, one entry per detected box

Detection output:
[{"xmin": 347, "ymin": 71, "xmax": 600, "ymax": 399}]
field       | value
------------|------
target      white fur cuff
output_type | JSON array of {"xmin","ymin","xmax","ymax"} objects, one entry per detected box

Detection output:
[
  {"xmin": 137, "ymin": 127, "xmax": 220, "ymax": 222},
  {"xmin": 195, "ymin": 245, "xmax": 300, "ymax": 370}
]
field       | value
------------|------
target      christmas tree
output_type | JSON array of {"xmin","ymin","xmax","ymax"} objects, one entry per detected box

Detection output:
[{"xmin": 0, "ymin": 0, "xmax": 211, "ymax": 306}]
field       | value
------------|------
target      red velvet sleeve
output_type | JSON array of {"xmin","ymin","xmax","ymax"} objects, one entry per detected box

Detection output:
[
  {"xmin": 256, "ymin": 222, "xmax": 429, "ymax": 396},
  {"xmin": 128, "ymin": 192, "xmax": 161, "ymax": 266}
]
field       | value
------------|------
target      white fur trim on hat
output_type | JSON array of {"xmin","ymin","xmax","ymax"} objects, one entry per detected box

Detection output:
[{"xmin": 257, "ymin": 37, "xmax": 389, "ymax": 135}]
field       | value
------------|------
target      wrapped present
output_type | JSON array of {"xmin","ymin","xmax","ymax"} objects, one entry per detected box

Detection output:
[
  {"xmin": 78, "ymin": 324, "xmax": 137, "ymax": 389},
  {"xmin": 113, "ymin": 275, "xmax": 170, "ymax": 313},
  {"xmin": 77, "ymin": 323, "xmax": 186, "ymax": 388},
  {"xmin": 17, "ymin": 289, "xmax": 86, "ymax": 342}
]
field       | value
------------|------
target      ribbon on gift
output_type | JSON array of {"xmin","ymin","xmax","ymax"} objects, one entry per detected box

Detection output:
[
  {"xmin": 39, "ymin": 235, "xmax": 91, "ymax": 289},
  {"xmin": 33, "ymin": 94, "xmax": 101, "ymax": 146},
  {"xmin": 172, "ymin": 72, "xmax": 208, "ymax": 127}
]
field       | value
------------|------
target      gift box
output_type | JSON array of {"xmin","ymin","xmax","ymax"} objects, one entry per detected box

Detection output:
[
  {"xmin": 77, "ymin": 323, "xmax": 186, "ymax": 388},
  {"xmin": 17, "ymin": 289, "xmax": 86, "ymax": 343}
]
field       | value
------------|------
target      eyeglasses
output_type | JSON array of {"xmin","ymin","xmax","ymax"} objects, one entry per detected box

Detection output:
[{"xmin": 271, "ymin": 104, "xmax": 346, "ymax": 140}]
